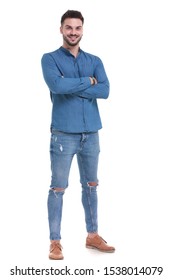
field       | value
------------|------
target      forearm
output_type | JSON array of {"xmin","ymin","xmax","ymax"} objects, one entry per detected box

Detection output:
[
  {"xmin": 43, "ymin": 74, "xmax": 91, "ymax": 95},
  {"xmin": 41, "ymin": 53, "xmax": 109, "ymax": 98},
  {"xmin": 41, "ymin": 54, "xmax": 92, "ymax": 94},
  {"xmin": 79, "ymin": 58, "xmax": 110, "ymax": 99},
  {"xmin": 77, "ymin": 80, "xmax": 110, "ymax": 99}
]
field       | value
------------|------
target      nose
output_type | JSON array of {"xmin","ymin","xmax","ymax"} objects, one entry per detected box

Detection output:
[{"xmin": 70, "ymin": 29, "xmax": 76, "ymax": 35}]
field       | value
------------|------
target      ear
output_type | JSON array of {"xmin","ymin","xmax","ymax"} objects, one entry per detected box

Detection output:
[{"xmin": 60, "ymin": 26, "xmax": 63, "ymax": 34}]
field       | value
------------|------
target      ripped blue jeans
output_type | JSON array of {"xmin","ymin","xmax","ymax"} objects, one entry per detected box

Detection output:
[{"xmin": 48, "ymin": 130, "xmax": 100, "ymax": 240}]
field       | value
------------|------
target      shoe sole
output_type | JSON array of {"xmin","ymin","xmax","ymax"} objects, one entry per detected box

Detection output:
[
  {"xmin": 86, "ymin": 245, "xmax": 115, "ymax": 253},
  {"xmin": 49, "ymin": 254, "xmax": 64, "ymax": 260}
]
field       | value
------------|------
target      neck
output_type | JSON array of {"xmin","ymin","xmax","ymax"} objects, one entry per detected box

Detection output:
[{"xmin": 62, "ymin": 43, "xmax": 80, "ymax": 57}]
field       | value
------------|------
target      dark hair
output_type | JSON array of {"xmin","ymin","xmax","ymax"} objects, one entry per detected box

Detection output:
[{"xmin": 61, "ymin": 10, "xmax": 84, "ymax": 25}]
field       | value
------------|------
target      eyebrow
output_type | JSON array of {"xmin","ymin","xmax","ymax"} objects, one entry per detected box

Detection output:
[{"xmin": 64, "ymin": 24, "xmax": 82, "ymax": 28}]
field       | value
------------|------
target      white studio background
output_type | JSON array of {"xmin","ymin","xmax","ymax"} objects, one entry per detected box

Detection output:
[{"xmin": 0, "ymin": 0, "xmax": 173, "ymax": 279}]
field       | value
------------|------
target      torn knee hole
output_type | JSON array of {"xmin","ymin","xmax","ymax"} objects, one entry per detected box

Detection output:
[
  {"xmin": 52, "ymin": 187, "xmax": 65, "ymax": 192},
  {"xmin": 87, "ymin": 181, "xmax": 98, "ymax": 187}
]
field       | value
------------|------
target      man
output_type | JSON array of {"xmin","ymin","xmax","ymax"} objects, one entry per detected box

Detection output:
[{"xmin": 41, "ymin": 10, "xmax": 115, "ymax": 260}]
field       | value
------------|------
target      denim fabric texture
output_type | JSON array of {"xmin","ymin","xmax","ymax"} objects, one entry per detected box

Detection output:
[
  {"xmin": 41, "ymin": 47, "xmax": 109, "ymax": 133},
  {"xmin": 48, "ymin": 131, "xmax": 100, "ymax": 240}
]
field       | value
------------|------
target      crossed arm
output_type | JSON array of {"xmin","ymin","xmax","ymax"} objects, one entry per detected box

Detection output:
[{"xmin": 41, "ymin": 54, "xmax": 109, "ymax": 99}]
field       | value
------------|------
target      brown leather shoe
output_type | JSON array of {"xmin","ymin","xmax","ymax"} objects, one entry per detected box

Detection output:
[
  {"xmin": 86, "ymin": 234, "xmax": 115, "ymax": 253},
  {"xmin": 49, "ymin": 240, "xmax": 64, "ymax": 260}
]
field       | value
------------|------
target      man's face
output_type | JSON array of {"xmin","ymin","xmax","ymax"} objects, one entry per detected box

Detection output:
[{"xmin": 60, "ymin": 18, "xmax": 83, "ymax": 47}]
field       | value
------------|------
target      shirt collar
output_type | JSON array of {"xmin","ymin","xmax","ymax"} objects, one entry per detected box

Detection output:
[{"xmin": 59, "ymin": 46, "xmax": 82, "ymax": 57}]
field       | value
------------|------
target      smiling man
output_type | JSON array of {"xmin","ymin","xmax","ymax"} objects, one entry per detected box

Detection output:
[
  {"xmin": 61, "ymin": 17, "xmax": 83, "ymax": 48},
  {"xmin": 41, "ymin": 10, "xmax": 115, "ymax": 260}
]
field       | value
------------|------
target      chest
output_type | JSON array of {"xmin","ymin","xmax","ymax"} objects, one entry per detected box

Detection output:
[{"xmin": 56, "ymin": 55, "xmax": 95, "ymax": 78}]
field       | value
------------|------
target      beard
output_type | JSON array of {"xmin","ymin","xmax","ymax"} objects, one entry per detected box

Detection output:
[{"xmin": 63, "ymin": 34, "xmax": 82, "ymax": 47}]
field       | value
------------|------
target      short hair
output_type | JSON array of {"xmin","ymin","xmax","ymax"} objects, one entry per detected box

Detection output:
[{"xmin": 61, "ymin": 10, "xmax": 84, "ymax": 25}]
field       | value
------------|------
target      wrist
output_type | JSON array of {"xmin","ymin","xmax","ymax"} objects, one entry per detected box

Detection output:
[
  {"xmin": 92, "ymin": 77, "xmax": 96, "ymax": 85},
  {"xmin": 90, "ymin": 77, "xmax": 96, "ymax": 85}
]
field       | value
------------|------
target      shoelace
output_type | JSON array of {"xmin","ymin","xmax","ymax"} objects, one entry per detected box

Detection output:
[
  {"xmin": 51, "ymin": 242, "xmax": 63, "ymax": 252},
  {"xmin": 98, "ymin": 235, "xmax": 107, "ymax": 244}
]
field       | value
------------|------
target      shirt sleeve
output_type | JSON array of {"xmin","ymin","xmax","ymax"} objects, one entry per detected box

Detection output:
[
  {"xmin": 77, "ymin": 57, "xmax": 110, "ymax": 100},
  {"xmin": 41, "ymin": 53, "xmax": 91, "ymax": 94}
]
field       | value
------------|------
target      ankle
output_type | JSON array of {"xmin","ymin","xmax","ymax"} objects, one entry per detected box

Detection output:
[
  {"xmin": 87, "ymin": 232, "xmax": 98, "ymax": 238},
  {"xmin": 50, "ymin": 240, "xmax": 60, "ymax": 243}
]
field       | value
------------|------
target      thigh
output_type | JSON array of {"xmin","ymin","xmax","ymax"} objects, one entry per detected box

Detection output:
[
  {"xmin": 50, "ymin": 131, "xmax": 78, "ymax": 188},
  {"xmin": 77, "ymin": 132, "xmax": 100, "ymax": 185}
]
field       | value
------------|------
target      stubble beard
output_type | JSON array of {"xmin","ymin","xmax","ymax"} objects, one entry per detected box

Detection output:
[{"xmin": 63, "ymin": 35, "xmax": 82, "ymax": 47}]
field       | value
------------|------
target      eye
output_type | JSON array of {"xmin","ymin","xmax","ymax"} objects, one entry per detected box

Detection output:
[{"xmin": 65, "ymin": 26, "xmax": 72, "ymax": 30}]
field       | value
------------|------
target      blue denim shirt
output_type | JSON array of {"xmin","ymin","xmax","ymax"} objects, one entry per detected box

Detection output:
[{"xmin": 41, "ymin": 47, "xmax": 110, "ymax": 133}]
